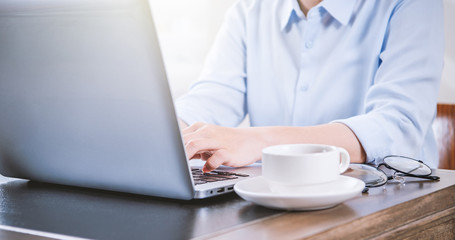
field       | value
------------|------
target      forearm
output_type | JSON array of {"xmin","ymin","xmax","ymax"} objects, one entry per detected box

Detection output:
[
  {"xmin": 255, "ymin": 123, "xmax": 366, "ymax": 163},
  {"xmin": 182, "ymin": 122, "xmax": 366, "ymax": 172}
]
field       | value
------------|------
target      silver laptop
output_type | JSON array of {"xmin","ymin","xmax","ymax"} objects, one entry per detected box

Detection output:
[{"xmin": 0, "ymin": 0, "xmax": 260, "ymax": 200}]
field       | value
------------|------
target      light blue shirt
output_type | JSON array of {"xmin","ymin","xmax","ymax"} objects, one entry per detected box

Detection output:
[{"xmin": 176, "ymin": 0, "xmax": 444, "ymax": 167}]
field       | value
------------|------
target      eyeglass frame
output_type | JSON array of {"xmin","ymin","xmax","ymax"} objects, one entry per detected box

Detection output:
[{"xmin": 377, "ymin": 155, "xmax": 440, "ymax": 181}]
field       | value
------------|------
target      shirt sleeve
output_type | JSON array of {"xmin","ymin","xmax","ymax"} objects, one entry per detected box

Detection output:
[
  {"xmin": 175, "ymin": 1, "xmax": 248, "ymax": 127},
  {"xmin": 334, "ymin": 0, "xmax": 444, "ymax": 164}
]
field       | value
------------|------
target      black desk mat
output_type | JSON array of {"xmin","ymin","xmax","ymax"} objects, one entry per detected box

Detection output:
[{"xmin": 0, "ymin": 177, "xmax": 281, "ymax": 240}]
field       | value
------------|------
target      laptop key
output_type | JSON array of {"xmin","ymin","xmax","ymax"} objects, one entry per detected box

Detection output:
[
  {"xmin": 191, "ymin": 167, "xmax": 248, "ymax": 185},
  {"xmin": 211, "ymin": 170, "xmax": 250, "ymax": 177},
  {"xmin": 232, "ymin": 173, "xmax": 249, "ymax": 177}
]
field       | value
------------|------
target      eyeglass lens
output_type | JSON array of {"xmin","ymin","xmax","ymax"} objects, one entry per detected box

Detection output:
[
  {"xmin": 343, "ymin": 164, "xmax": 388, "ymax": 188},
  {"xmin": 383, "ymin": 156, "xmax": 432, "ymax": 176}
]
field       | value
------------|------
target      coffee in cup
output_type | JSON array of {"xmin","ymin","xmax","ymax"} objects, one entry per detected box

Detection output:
[{"xmin": 262, "ymin": 144, "xmax": 350, "ymax": 193}]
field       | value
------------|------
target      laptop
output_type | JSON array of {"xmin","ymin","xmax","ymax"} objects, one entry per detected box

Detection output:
[{"xmin": 0, "ymin": 0, "xmax": 260, "ymax": 200}]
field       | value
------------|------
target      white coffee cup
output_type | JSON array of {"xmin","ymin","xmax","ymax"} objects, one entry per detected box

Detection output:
[{"xmin": 262, "ymin": 144, "xmax": 350, "ymax": 193}]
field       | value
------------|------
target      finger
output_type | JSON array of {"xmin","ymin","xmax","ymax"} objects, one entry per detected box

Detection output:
[
  {"xmin": 200, "ymin": 152, "xmax": 213, "ymax": 161},
  {"xmin": 182, "ymin": 124, "xmax": 216, "ymax": 144},
  {"xmin": 182, "ymin": 122, "xmax": 205, "ymax": 135},
  {"xmin": 182, "ymin": 131, "xmax": 199, "ymax": 145},
  {"xmin": 203, "ymin": 149, "xmax": 230, "ymax": 173},
  {"xmin": 185, "ymin": 138, "xmax": 221, "ymax": 160},
  {"xmin": 190, "ymin": 152, "xmax": 213, "ymax": 161},
  {"xmin": 189, "ymin": 153, "xmax": 202, "ymax": 160}
]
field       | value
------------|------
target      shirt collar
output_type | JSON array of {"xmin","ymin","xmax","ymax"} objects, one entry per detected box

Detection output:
[
  {"xmin": 279, "ymin": 0, "xmax": 358, "ymax": 31},
  {"xmin": 319, "ymin": 0, "xmax": 358, "ymax": 25},
  {"xmin": 279, "ymin": 0, "xmax": 301, "ymax": 31}
]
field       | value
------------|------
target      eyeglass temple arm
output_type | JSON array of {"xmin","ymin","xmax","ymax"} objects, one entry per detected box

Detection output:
[
  {"xmin": 389, "ymin": 174, "xmax": 440, "ymax": 181},
  {"xmin": 418, "ymin": 175, "xmax": 440, "ymax": 180}
]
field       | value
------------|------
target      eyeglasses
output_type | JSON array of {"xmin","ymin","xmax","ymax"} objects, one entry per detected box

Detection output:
[
  {"xmin": 343, "ymin": 155, "xmax": 440, "ymax": 191},
  {"xmin": 378, "ymin": 155, "xmax": 440, "ymax": 184}
]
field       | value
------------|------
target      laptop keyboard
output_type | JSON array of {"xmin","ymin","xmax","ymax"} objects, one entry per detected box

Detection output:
[{"xmin": 191, "ymin": 168, "xmax": 250, "ymax": 185}]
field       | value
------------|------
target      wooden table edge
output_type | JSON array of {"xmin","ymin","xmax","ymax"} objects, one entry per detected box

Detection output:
[{"xmin": 195, "ymin": 182, "xmax": 455, "ymax": 239}]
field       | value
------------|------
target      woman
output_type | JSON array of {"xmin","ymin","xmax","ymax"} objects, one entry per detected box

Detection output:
[{"xmin": 175, "ymin": 0, "xmax": 444, "ymax": 172}]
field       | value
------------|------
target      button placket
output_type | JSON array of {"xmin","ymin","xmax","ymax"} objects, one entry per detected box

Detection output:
[
  {"xmin": 303, "ymin": 8, "xmax": 321, "ymax": 50},
  {"xmin": 292, "ymin": 8, "xmax": 323, "ymax": 123},
  {"xmin": 298, "ymin": 9, "xmax": 320, "ymax": 93}
]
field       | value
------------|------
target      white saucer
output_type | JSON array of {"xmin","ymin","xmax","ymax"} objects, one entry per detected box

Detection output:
[{"xmin": 234, "ymin": 176, "xmax": 365, "ymax": 211}]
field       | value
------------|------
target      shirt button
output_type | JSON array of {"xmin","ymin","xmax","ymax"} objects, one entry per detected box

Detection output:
[
  {"xmin": 305, "ymin": 41, "xmax": 313, "ymax": 49},
  {"xmin": 309, "ymin": 10, "xmax": 318, "ymax": 18},
  {"xmin": 301, "ymin": 84, "xmax": 309, "ymax": 91}
]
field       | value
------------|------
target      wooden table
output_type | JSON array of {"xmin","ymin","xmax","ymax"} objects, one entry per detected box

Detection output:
[{"xmin": 0, "ymin": 169, "xmax": 454, "ymax": 240}]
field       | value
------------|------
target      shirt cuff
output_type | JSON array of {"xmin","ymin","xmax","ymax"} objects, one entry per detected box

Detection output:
[{"xmin": 332, "ymin": 113, "xmax": 391, "ymax": 165}]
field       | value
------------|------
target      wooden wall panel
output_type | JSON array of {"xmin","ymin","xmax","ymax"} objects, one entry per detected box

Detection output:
[{"xmin": 433, "ymin": 104, "xmax": 455, "ymax": 169}]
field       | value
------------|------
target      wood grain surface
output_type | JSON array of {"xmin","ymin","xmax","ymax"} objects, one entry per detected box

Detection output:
[
  {"xmin": 434, "ymin": 103, "xmax": 455, "ymax": 169},
  {"xmin": 196, "ymin": 170, "xmax": 455, "ymax": 240}
]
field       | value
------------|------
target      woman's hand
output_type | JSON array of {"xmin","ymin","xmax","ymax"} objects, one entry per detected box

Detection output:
[
  {"xmin": 182, "ymin": 122, "xmax": 266, "ymax": 172},
  {"xmin": 181, "ymin": 121, "xmax": 366, "ymax": 172}
]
